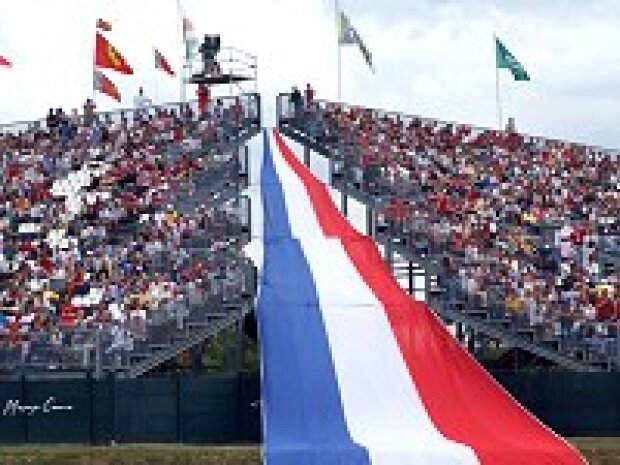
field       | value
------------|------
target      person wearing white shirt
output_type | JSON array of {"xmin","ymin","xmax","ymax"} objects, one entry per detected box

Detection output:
[{"xmin": 133, "ymin": 87, "xmax": 152, "ymax": 119}]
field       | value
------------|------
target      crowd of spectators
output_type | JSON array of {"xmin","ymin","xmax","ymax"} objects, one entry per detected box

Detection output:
[
  {"xmin": 285, "ymin": 94, "xmax": 618, "ymax": 362},
  {"xmin": 0, "ymin": 94, "xmax": 259, "ymax": 372}
]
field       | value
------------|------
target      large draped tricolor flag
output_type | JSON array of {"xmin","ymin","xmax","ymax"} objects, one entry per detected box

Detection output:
[
  {"xmin": 94, "ymin": 32, "xmax": 134, "ymax": 75},
  {"xmin": 0, "ymin": 55, "xmax": 11, "ymax": 67},
  {"xmin": 253, "ymin": 129, "xmax": 586, "ymax": 465},
  {"xmin": 93, "ymin": 69, "xmax": 121, "ymax": 102}
]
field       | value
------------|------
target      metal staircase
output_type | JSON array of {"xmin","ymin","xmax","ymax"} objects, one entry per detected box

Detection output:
[{"xmin": 127, "ymin": 301, "xmax": 253, "ymax": 378}]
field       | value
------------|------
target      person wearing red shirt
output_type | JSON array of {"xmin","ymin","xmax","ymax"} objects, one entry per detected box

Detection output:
[{"xmin": 197, "ymin": 84, "xmax": 210, "ymax": 114}]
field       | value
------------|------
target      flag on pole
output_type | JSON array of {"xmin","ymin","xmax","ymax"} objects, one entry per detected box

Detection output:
[
  {"xmin": 155, "ymin": 48, "xmax": 175, "ymax": 76},
  {"xmin": 93, "ymin": 69, "xmax": 121, "ymax": 102},
  {"xmin": 94, "ymin": 32, "xmax": 134, "ymax": 75},
  {"xmin": 496, "ymin": 37, "xmax": 530, "ymax": 81},
  {"xmin": 0, "ymin": 55, "xmax": 11, "ymax": 67},
  {"xmin": 182, "ymin": 16, "xmax": 198, "ymax": 60},
  {"xmin": 96, "ymin": 18, "xmax": 112, "ymax": 32},
  {"xmin": 338, "ymin": 10, "xmax": 374, "ymax": 72}
]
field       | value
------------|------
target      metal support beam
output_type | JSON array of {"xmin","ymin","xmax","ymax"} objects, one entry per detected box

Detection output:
[
  {"xmin": 408, "ymin": 260, "xmax": 414, "ymax": 295},
  {"xmin": 385, "ymin": 240, "xmax": 394, "ymax": 273},
  {"xmin": 304, "ymin": 145, "xmax": 311, "ymax": 167},
  {"xmin": 467, "ymin": 328, "xmax": 476, "ymax": 353},
  {"xmin": 235, "ymin": 307, "xmax": 244, "ymax": 372},
  {"xmin": 366, "ymin": 207, "xmax": 375, "ymax": 238},
  {"xmin": 456, "ymin": 322, "xmax": 464, "ymax": 343},
  {"xmin": 341, "ymin": 190, "xmax": 348, "ymax": 217}
]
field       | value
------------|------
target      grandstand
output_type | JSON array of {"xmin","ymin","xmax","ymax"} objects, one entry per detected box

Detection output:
[
  {"xmin": 277, "ymin": 92, "xmax": 619, "ymax": 372},
  {"xmin": 0, "ymin": 95, "xmax": 260, "ymax": 377},
  {"xmin": 0, "ymin": 84, "xmax": 617, "ymax": 461}
]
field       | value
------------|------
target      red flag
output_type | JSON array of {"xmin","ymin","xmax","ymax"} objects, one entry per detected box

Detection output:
[
  {"xmin": 94, "ymin": 32, "xmax": 133, "ymax": 75},
  {"xmin": 154, "ymin": 48, "xmax": 175, "ymax": 77},
  {"xmin": 96, "ymin": 18, "xmax": 112, "ymax": 32},
  {"xmin": 93, "ymin": 69, "xmax": 121, "ymax": 102},
  {"xmin": 0, "ymin": 55, "xmax": 11, "ymax": 67}
]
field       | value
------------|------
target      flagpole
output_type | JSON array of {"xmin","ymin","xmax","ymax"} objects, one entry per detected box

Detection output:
[
  {"xmin": 494, "ymin": 34, "xmax": 502, "ymax": 130},
  {"xmin": 336, "ymin": 0, "xmax": 341, "ymax": 101},
  {"xmin": 177, "ymin": 0, "xmax": 185, "ymax": 104}
]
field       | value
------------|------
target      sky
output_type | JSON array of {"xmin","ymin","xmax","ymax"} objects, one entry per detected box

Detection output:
[{"xmin": 0, "ymin": 0, "xmax": 619, "ymax": 148}]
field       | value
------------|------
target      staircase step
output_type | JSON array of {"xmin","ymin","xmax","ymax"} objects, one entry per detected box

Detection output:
[
  {"xmin": 463, "ymin": 309, "xmax": 488, "ymax": 319},
  {"xmin": 148, "ymin": 344, "xmax": 171, "ymax": 351}
]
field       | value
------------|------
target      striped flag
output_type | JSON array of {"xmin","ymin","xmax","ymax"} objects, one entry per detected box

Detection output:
[
  {"xmin": 93, "ymin": 69, "xmax": 121, "ymax": 102},
  {"xmin": 94, "ymin": 32, "xmax": 134, "ymax": 75},
  {"xmin": 254, "ymin": 129, "xmax": 586, "ymax": 465},
  {"xmin": 155, "ymin": 48, "xmax": 175, "ymax": 76},
  {"xmin": 0, "ymin": 55, "xmax": 11, "ymax": 67},
  {"xmin": 338, "ymin": 10, "xmax": 374, "ymax": 72}
]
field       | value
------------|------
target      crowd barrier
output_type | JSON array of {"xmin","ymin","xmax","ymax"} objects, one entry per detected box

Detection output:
[{"xmin": 0, "ymin": 370, "xmax": 617, "ymax": 443}]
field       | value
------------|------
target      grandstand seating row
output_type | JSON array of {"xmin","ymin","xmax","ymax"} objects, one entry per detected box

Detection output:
[
  {"xmin": 278, "ymin": 92, "xmax": 618, "ymax": 369},
  {"xmin": 0, "ymin": 96, "xmax": 260, "ymax": 375}
]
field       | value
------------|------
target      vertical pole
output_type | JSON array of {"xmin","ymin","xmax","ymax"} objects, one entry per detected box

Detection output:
[
  {"xmin": 495, "ymin": 35, "xmax": 502, "ymax": 130},
  {"xmin": 616, "ymin": 325, "xmax": 619, "ymax": 369},
  {"xmin": 177, "ymin": 0, "xmax": 187, "ymax": 104},
  {"xmin": 408, "ymin": 260, "xmax": 414, "ymax": 295},
  {"xmin": 89, "ymin": 372, "xmax": 95, "ymax": 445},
  {"xmin": 336, "ymin": 0, "xmax": 341, "ymax": 101},
  {"xmin": 366, "ymin": 207, "xmax": 374, "ymax": 238},
  {"xmin": 95, "ymin": 327, "xmax": 101, "ymax": 380},
  {"xmin": 176, "ymin": 371, "xmax": 182, "ymax": 443}
]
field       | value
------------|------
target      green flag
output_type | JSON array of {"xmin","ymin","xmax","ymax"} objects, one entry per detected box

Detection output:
[{"xmin": 495, "ymin": 37, "xmax": 530, "ymax": 81}]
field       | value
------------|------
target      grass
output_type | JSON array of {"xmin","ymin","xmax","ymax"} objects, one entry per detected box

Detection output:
[
  {"xmin": 0, "ymin": 445, "xmax": 261, "ymax": 465},
  {"xmin": 570, "ymin": 438, "xmax": 620, "ymax": 465},
  {"xmin": 0, "ymin": 440, "xmax": 618, "ymax": 464}
]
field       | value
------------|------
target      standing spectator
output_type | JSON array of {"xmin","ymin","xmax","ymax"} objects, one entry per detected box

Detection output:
[
  {"xmin": 290, "ymin": 86, "xmax": 303, "ymax": 121},
  {"xmin": 83, "ymin": 98, "xmax": 96, "ymax": 127},
  {"xmin": 304, "ymin": 83, "xmax": 315, "ymax": 109}
]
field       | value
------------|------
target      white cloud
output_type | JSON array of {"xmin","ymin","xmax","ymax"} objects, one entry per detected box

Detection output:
[{"xmin": 0, "ymin": 0, "xmax": 619, "ymax": 147}]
